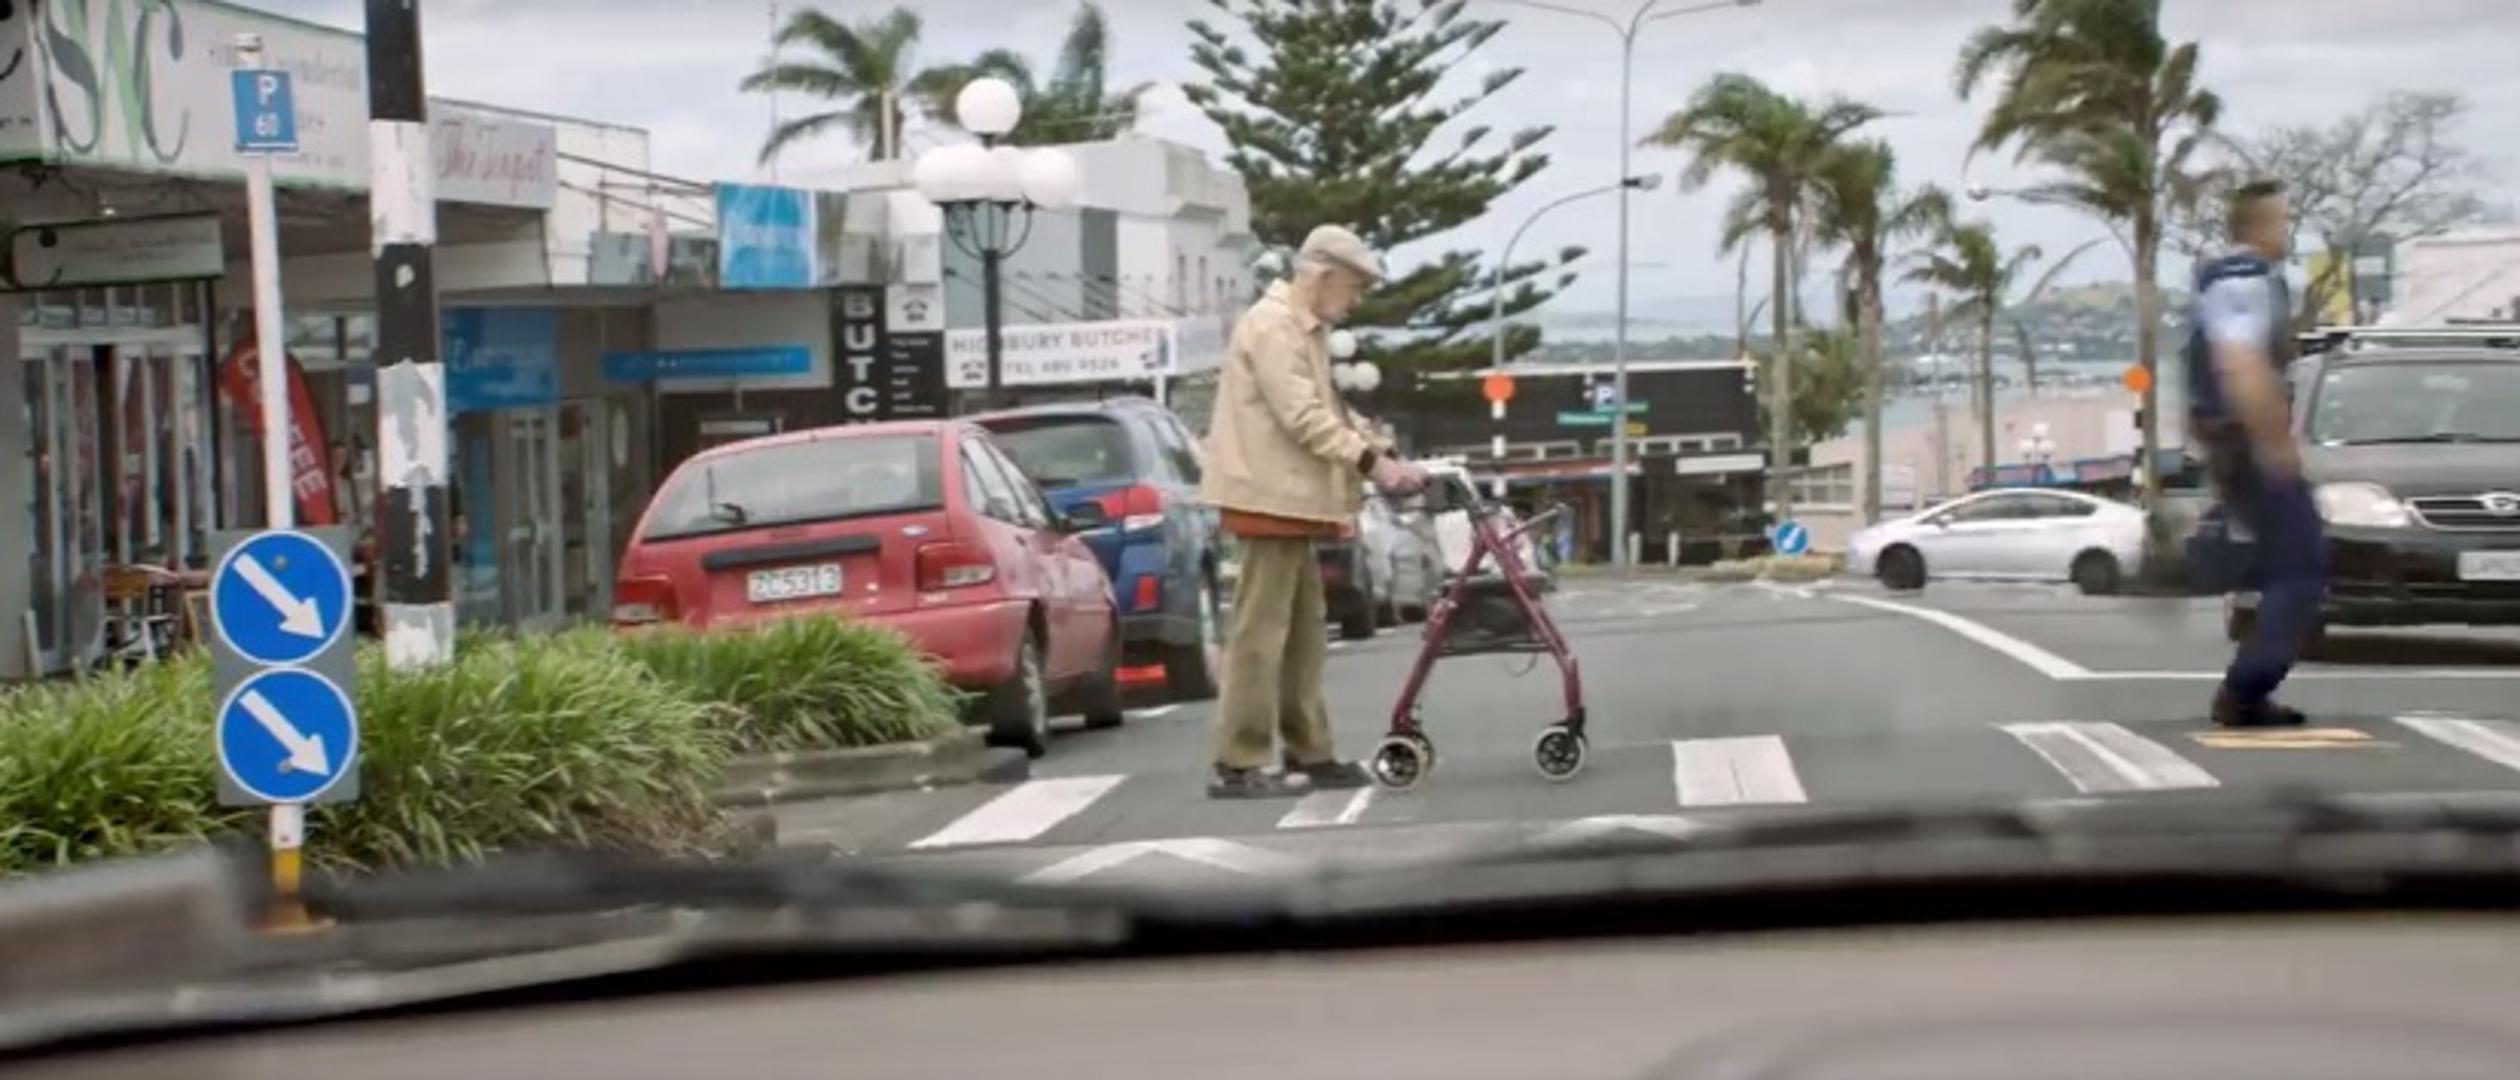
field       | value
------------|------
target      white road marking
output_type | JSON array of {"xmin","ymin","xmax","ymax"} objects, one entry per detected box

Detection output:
[
  {"xmin": 1133, "ymin": 704, "xmax": 1181, "ymax": 718},
  {"xmin": 1021, "ymin": 837, "xmax": 1306, "ymax": 885},
  {"xmin": 909, "ymin": 775, "xmax": 1126, "ymax": 849},
  {"xmin": 1535, "ymin": 814, "xmax": 1706, "ymax": 845},
  {"xmin": 1671, "ymin": 736, "xmax": 1809, "ymax": 807},
  {"xmin": 2001, "ymin": 721, "xmax": 2218, "ymax": 793},
  {"xmin": 1751, "ymin": 580, "xmax": 1817, "ymax": 601},
  {"xmin": 2395, "ymin": 715, "xmax": 2520, "ymax": 774},
  {"xmin": 1277, "ymin": 785, "xmax": 1377, "ymax": 830},
  {"xmin": 1831, "ymin": 593, "xmax": 2093, "ymax": 680}
]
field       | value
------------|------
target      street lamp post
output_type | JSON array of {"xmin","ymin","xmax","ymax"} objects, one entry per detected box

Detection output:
[
  {"xmin": 2018, "ymin": 421, "xmax": 2055, "ymax": 482},
  {"xmin": 913, "ymin": 78, "xmax": 1079, "ymax": 409},
  {"xmin": 1497, "ymin": 0, "xmax": 1759, "ymax": 566}
]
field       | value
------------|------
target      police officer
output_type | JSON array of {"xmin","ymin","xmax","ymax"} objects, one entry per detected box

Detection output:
[{"xmin": 2187, "ymin": 179, "xmax": 2324, "ymax": 728}]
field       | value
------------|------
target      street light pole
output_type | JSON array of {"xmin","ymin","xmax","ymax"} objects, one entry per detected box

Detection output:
[
  {"xmin": 914, "ymin": 79, "xmax": 1078, "ymax": 412},
  {"xmin": 1490, "ymin": 177, "xmax": 1659, "ymax": 373},
  {"xmin": 1498, "ymin": 0, "xmax": 1758, "ymax": 566}
]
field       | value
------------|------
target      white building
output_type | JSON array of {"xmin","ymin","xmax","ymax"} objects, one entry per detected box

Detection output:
[{"xmin": 2380, "ymin": 228, "xmax": 2520, "ymax": 326}]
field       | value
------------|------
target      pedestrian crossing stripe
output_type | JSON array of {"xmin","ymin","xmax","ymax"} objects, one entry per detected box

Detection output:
[{"xmin": 2189, "ymin": 727, "xmax": 2391, "ymax": 750}]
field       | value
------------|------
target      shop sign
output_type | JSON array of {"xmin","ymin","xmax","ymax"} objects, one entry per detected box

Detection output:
[
  {"xmin": 442, "ymin": 308, "xmax": 559, "ymax": 413},
  {"xmin": 434, "ymin": 112, "xmax": 556, "ymax": 210},
  {"xmin": 716, "ymin": 183, "xmax": 815, "ymax": 289},
  {"xmin": 600, "ymin": 346, "xmax": 812, "ymax": 382},
  {"xmin": 217, "ymin": 341, "xmax": 338, "ymax": 526},
  {"xmin": 945, "ymin": 318, "xmax": 1177, "ymax": 389},
  {"xmin": 833, "ymin": 284, "xmax": 947, "ymax": 422},
  {"xmin": 3, "ymin": 0, "xmax": 370, "ymax": 186},
  {"xmin": 3, "ymin": 213, "xmax": 223, "ymax": 291},
  {"xmin": 1674, "ymin": 452, "xmax": 1765, "ymax": 477}
]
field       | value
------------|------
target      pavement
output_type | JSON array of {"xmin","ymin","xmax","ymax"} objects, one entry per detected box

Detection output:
[{"xmin": 772, "ymin": 576, "xmax": 2520, "ymax": 887}]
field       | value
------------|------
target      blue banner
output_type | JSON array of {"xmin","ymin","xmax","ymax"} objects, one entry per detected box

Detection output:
[
  {"xmin": 442, "ymin": 308, "xmax": 558, "ymax": 413},
  {"xmin": 601, "ymin": 345, "xmax": 813, "ymax": 382},
  {"xmin": 716, "ymin": 183, "xmax": 815, "ymax": 289}
]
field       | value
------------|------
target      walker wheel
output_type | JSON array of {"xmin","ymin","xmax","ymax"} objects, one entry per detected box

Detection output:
[
  {"xmin": 1403, "ymin": 730, "xmax": 1437, "ymax": 776},
  {"xmin": 1532, "ymin": 725, "xmax": 1587, "ymax": 782},
  {"xmin": 1372, "ymin": 735, "xmax": 1432, "ymax": 792}
]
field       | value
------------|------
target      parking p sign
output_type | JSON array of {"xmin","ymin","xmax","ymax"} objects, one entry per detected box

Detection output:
[{"xmin": 232, "ymin": 69, "xmax": 299, "ymax": 153}]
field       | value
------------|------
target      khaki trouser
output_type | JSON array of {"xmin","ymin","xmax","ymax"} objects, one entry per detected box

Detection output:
[{"xmin": 1212, "ymin": 535, "xmax": 1334, "ymax": 770}]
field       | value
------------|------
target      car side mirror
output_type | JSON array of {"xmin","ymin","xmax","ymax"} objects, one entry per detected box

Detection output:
[{"xmin": 1060, "ymin": 501, "xmax": 1112, "ymax": 533}]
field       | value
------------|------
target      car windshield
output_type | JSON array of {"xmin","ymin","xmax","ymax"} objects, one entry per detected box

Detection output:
[
  {"xmin": 26, "ymin": 0, "xmax": 2520, "ymax": 1052},
  {"xmin": 983, "ymin": 418, "xmax": 1134, "ymax": 489},
  {"xmin": 642, "ymin": 434, "xmax": 940, "ymax": 539},
  {"xmin": 2309, "ymin": 361, "xmax": 2520, "ymax": 444}
]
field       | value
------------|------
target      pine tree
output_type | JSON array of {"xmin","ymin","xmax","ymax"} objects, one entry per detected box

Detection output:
[{"xmin": 1185, "ymin": 0, "xmax": 1579, "ymax": 414}]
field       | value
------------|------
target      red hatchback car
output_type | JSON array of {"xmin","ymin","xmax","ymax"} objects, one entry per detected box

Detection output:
[{"xmin": 612, "ymin": 420, "xmax": 1124, "ymax": 757}]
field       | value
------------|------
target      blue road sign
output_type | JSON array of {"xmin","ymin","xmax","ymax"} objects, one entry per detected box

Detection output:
[
  {"xmin": 212, "ymin": 530, "xmax": 352, "ymax": 666},
  {"xmin": 231, "ymin": 69, "xmax": 299, "ymax": 152},
  {"xmin": 1771, "ymin": 520, "xmax": 1811, "ymax": 557},
  {"xmin": 217, "ymin": 667, "xmax": 357, "ymax": 804},
  {"xmin": 1590, "ymin": 381, "xmax": 1617, "ymax": 411}
]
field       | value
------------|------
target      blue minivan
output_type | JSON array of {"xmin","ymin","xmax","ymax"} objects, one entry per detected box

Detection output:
[{"xmin": 976, "ymin": 398, "xmax": 1223, "ymax": 702}]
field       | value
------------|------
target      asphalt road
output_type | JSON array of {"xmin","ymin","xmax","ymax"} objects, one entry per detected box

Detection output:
[{"xmin": 776, "ymin": 576, "xmax": 2520, "ymax": 886}]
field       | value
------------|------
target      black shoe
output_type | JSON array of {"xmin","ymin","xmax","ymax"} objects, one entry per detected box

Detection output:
[
  {"xmin": 2212, "ymin": 689, "xmax": 2306, "ymax": 729},
  {"xmin": 1284, "ymin": 757, "xmax": 1373, "ymax": 790},
  {"xmin": 1208, "ymin": 766, "xmax": 1304, "ymax": 800}
]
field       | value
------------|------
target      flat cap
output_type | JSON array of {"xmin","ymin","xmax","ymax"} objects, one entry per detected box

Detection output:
[{"xmin": 1300, "ymin": 225, "xmax": 1384, "ymax": 282}]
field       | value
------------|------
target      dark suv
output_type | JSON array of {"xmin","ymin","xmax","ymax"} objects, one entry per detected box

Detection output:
[
  {"xmin": 2227, "ymin": 329, "xmax": 2520, "ymax": 640},
  {"xmin": 976, "ymin": 398, "xmax": 1225, "ymax": 701}
]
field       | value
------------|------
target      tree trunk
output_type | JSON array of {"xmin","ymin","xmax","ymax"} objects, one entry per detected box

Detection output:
[
  {"xmin": 880, "ymin": 88, "xmax": 899, "ymax": 161},
  {"xmin": 2134, "ymin": 218, "xmax": 2163, "ymax": 515},
  {"xmin": 1977, "ymin": 311, "xmax": 1997, "ymax": 475},
  {"xmin": 1770, "ymin": 220, "xmax": 1795, "ymax": 525},
  {"xmin": 1860, "ymin": 266, "xmax": 1885, "ymax": 523}
]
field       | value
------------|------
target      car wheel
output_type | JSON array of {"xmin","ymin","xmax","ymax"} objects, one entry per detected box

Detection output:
[
  {"xmin": 1878, "ymin": 545, "xmax": 1927, "ymax": 592},
  {"xmin": 1164, "ymin": 576, "xmax": 1221, "ymax": 702},
  {"xmin": 1079, "ymin": 622, "xmax": 1126, "ymax": 730},
  {"xmin": 986, "ymin": 632, "xmax": 1051, "ymax": 759},
  {"xmin": 2072, "ymin": 551, "xmax": 2123, "ymax": 596}
]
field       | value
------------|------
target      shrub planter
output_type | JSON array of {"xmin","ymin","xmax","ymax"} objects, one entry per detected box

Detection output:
[{"xmin": 710, "ymin": 728, "xmax": 1027, "ymax": 807}]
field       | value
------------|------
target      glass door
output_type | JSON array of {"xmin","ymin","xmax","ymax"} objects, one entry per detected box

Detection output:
[
  {"xmin": 500, "ymin": 409, "xmax": 567, "ymax": 628},
  {"xmin": 556, "ymin": 400, "xmax": 613, "ymax": 620}
]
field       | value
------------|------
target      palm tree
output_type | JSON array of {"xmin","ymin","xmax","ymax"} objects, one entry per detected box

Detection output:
[
  {"xmin": 1905, "ymin": 221, "xmax": 2098, "ymax": 475},
  {"xmin": 1956, "ymin": 0, "xmax": 2219, "ymax": 510},
  {"xmin": 740, "ymin": 7, "xmax": 933, "ymax": 164},
  {"xmin": 1647, "ymin": 74, "xmax": 1881, "ymax": 520},
  {"xmin": 918, "ymin": 4, "xmax": 1145, "ymax": 145},
  {"xmin": 1813, "ymin": 141, "xmax": 1950, "ymax": 523}
]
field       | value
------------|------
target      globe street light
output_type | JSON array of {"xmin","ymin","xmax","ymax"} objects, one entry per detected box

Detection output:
[
  {"xmin": 1497, "ymin": 0, "xmax": 1761, "ymax": 566},
  {"xmin": 913, "ymin": 76, "xmax": 1079, "ymax": 406}
]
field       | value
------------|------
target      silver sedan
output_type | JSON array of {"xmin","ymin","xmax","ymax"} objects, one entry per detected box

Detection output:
[{"xmin": 1846, "ymin": 488, "xmax": 2149, "ymax": 595}]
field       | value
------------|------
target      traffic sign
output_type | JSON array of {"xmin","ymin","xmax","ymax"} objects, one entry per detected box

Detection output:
[
  {"xmin": 1482, "ymin": 373, "xmax": 1515, "ymax": 405},
  {"xmin": 212, "ymin": 530, "xmax": 352, "ymax": 666},
  {"xmin": 217, "ymin": 667, "xmax": 357, "ymax": 804},
  {"xmin": 1771, "ymin": 520, "xmax": 1811, "ymax": 556},
  {"xmin": 231, "ymin": 69, "xmax": 299, "ymax": 153},
  {"xmin": 2121, "ymin": 362, "xmax": 2153, "ymax": 394}
]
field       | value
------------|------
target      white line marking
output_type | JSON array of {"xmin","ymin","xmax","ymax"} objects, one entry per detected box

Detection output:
[
  {"xmin": 1671, "ymin": 736, "xmax": 1808, "ymax": 807},
  {"xmin": 1021, "ymin": 837, "xmax": 1306, "ymax": 885},
  {"xmin": 909, "ymin": 775, "xmax": 1125, "ymax": 849},
  {"xmin": 2001, "ymin": 721, "xmax": 2218, "ymax": 793},
  {"xmin": 1134, "ymin": 704, "xmax": 1180, "ymax": 718},
  {"xmin": 2395, "ymin": 715, "xmax": 2520, "ymax": 774},
  {"xmin": 1277, "ymin": 785, "xmax": 1376, "ymax": 830},
  {"xmin": 1830, "ymin": 593, "xmax": 2093, "ymax": 680},
  {"xmin": 1751, "ymin": 580, "xmax": 1816, "ymax": 600}
]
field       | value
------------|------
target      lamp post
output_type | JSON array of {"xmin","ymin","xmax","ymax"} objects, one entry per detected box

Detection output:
[
  {"xmin": 1497, "ymin": 0, "xmax": 1760, "ymax": 566},
  {"xmin": 1489, "ymin": 175, "xmax": 1661, "ymax": 374},
  {"xmin": 2018, "ymin": 421, "xmax": 2055, "ymax": 483},
  {"xmin": 913, "ymin": 78, "xmax": 1079, "ymax": 408}
]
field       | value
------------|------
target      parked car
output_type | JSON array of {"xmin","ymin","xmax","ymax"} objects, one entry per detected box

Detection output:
[
  {"xmin": 975, "ymin": 397, "xmax": 1224, "ymax": 702},
  {"xmin": 2223, "ymin": 333, "xmax": 2520, "ymax": 641},
  {"xmin": 1847, "ymin": 487, "xmax": 2146, "ymax": 595},
  {"xmin": 611, "ymin": 420, "xmax": 1122, "ymax": 757},
  {"xmin": 1317, "ymin": 518, "xmax": 1396, "ymax": 641}
]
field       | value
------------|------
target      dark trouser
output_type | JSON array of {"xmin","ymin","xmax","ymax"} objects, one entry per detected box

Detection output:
[{"xmin": 2218, "ymin": 464, "xmax": 2329, "ymax": 704}]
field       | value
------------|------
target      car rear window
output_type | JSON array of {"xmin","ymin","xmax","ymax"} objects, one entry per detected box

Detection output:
[
  {"xmin": 643, "ymin": 434, "xmax": 940, "ymax": 539},
  {"xmin": 982, "ymin": 417, "xmax": 1134, "ymax": 489},
  {"xmin": 2310, "ymin": 360, "xmax": 2520, "ymax": 443}
]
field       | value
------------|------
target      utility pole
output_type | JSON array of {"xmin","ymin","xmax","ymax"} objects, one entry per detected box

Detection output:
[{"xmin": 366, "ymin": 0, "xmax": 454, "ymax": 669}]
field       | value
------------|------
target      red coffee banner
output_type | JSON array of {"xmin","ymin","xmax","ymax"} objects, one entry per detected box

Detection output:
[{"xmin": 219, "ymin": 339, "xmax": 339, "ymax": 527}]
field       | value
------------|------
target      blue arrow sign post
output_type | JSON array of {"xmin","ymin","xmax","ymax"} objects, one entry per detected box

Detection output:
[
  {"xmin": 209, "ymin": 528, "xmax": 359, "ymax": 808},
  {"xmin": 1771, "ymin": 520, "xmax": 1811, "ymax": 557}
]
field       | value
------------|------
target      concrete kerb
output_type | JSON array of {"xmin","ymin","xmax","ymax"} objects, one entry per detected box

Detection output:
[{"xmin": 709, "ymin": 728, "xmax": 1026, "ymax": 810}]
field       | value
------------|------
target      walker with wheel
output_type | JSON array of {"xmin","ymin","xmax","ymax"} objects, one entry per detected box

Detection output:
[{"xmin": 1369, "ymin": 473, "xmax": 1587, "ymax": 790}]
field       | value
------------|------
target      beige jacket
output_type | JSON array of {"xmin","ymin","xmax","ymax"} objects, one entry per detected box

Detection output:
[{"xmin": 1199, "ymin": 282, "xmax": 1392, "ymax": 525}]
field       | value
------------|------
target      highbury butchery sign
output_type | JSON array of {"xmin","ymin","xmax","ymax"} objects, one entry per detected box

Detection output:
[
  {"xmin": 947, "ymin": 319, "xmax": 1178, "ymax": 388},
  {"xmin": 434, "ymin": 111, "xmax": 556, "ymax": 210}
]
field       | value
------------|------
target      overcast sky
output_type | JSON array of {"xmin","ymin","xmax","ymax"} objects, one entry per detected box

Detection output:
[{"xmin": 263, "ymin": 0, "xmax": 2517, "ymax": 326}]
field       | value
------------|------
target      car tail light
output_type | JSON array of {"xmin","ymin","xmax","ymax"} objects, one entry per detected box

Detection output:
[
  {"xmin": 917, "ymin": 541, "xmax": 997, "ymax": 590},
  {"xmin": 612, "ymin": 575, "xmax": 679, "ymax": 626},
  {"xmin": 1095, "ymin": 484, "xmax": 1166, "ymax": 532},
  {"xmin": 1132, "ymin": 573, "xmax": 1161, "ymax": 611}
]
